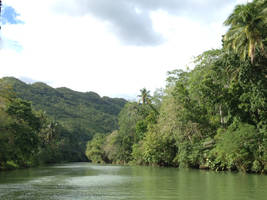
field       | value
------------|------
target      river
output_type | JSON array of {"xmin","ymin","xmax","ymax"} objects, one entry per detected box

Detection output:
[{"xmin": 0, "ymin": 162, "xmax": 266, "ymax": 200}]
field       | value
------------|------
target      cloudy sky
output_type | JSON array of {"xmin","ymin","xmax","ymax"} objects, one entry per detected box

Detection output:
[{"xmin": 0, "ymin": 0, "xmax": 249, "ymax": 99}]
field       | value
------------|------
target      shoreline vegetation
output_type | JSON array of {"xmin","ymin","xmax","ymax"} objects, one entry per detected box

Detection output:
[
  {"xmin": 1, "ymin": 0, "xmax": 266, "ymax": 174},
  {"xmin": 0, "ymin": 79, "xmax": 126, "ymax": 171},
  {"xmin": 85, "ymin": 0, "xmax": 267, "ymax": 174}
]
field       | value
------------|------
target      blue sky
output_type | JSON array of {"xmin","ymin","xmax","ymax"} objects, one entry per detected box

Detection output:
[
  {"xmin": 1, "ymin": 5, "xmax": 24, "ymax": 25},
  {"xmin": 0, "ymin": 5, "xmax": 23, "ymax": 51},
  {"xmin": 0, "ymin": 0, "xmax": 250, "ymax": 99}
]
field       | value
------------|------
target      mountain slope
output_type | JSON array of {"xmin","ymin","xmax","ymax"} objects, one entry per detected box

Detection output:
[{"xmin": 0, "ymin": 77, "xmax": 127, "ymax": 135}]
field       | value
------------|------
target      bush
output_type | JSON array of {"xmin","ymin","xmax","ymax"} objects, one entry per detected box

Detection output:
[
  {"xmin": 209, "ymin": 123, "xmax": 264, "ymax": 172},
  {"xmin": 85, "ymin": 134, "xmax": 106, "ymax": 163},
  {"xmin": 143, "ymin": 131, "xmax": 177, "ymax": 166}
]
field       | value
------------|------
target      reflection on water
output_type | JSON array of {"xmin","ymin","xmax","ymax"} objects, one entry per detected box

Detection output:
[{"xmin": 0, "ymin": 163, "xmax": 266, "ymax": 200}]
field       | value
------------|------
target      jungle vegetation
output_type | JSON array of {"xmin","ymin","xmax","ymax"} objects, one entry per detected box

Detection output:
[
  {"xmin": 0, "ymin": 0, "xmax": 266, "ymax": 173},
  {"xmin": 0, "ymin": 78, "xmax": 126, "ymax": 170},
  {"xmin": 86, "ymin": 0, "xmax": 267, "ymax": 173}
]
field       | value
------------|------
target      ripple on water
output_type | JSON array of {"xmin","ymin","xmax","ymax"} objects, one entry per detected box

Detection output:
[
  {"xmin": 1, "ymin": 163, "xmax": 266, "ymax": 200},
  {"xmin": 52, "ymin": 163, "xmax": 123, "ymax": 171},
  {"xmin": 66, "ymin": 174, "xmax": 129, "ymax": 187}
]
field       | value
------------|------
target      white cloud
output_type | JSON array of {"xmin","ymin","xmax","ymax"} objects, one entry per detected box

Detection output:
[{"xmin": 1, "ymin": 0, "xmax": 242, "ymax": 98}]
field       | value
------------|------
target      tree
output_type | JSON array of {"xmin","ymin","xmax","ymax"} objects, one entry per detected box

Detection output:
[
  {"xmin": 138, "ymin": 88, "xmax": 151, "ymax": 105},
  {"xmin": 85, "ymin": 133, "xmax": 106, "ymax": 163},
  {"xmin": 223, "ymin": 0, "xmax": 267, "ymax": 64},
  {"xmin": 6, "ymin": 98, "xmax": 41, "ymax": 131},
  {"xmin": 210, "ymin": 123, "xmax": 264, "ymax": 172},
  {"xmin": 2, "ymin": 98, "xmax": 41, "ymax": 167}
]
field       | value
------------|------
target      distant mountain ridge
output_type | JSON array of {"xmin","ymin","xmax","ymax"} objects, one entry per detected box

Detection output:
[{"xmin": 0, "ymin": 77, "xmax": 127, "ymax": 135}]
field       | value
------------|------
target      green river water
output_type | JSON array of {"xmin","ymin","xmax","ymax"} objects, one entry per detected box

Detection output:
[{"xmin": 0, "ymin": 162, "xmax": 266, "ymax": 200}]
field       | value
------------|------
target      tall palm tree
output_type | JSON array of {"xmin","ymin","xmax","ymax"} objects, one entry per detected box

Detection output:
[
  {"xmin": 223, "ymin": 0, "xmax": 267, "ymax": 64},
  {"xmin": 138, "ymin": 88, "xmax": 159, "ymax": 115},
  {"xmin": 138, "ymin": 88, "xmax": 151, "ymax": 105}
]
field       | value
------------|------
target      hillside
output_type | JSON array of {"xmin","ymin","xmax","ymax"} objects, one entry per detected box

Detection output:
[{"xmin": 0, "ymin": 77, "xmax": 127, "ymax": 135}]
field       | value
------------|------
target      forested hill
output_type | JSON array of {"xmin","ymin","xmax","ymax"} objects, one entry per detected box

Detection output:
[{"xmin": 0, "ymin": 77, "xmax": 127, "ymax": 134}]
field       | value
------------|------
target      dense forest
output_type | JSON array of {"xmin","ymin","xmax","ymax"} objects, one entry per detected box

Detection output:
[
  {"xmin": 0, "ymin": 77, "xmax": 127, "ymax": 134},
  {"xmin": 0, "ymin": 78, "xmax": 126, "ymax": 170},
  {"xmin": 86, "ymin": 0, "xmax": 267, "ymax": 173}
]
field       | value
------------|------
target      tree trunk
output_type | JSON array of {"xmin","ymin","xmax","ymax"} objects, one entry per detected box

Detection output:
[{"xmin": 219, "ymin": 104, "xmax": 224, "ymax": 125}]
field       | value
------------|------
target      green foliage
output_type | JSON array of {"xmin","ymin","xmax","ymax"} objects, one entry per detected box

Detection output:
[
  {"xmin": 0, "ymin": 77, "xmax": 127, "ymax": 135},
  {"xmin": 142, "ymin": 130, "xmax": 177, "ymax": 166},
  {"xmin": 0, "ymin": 77, "xmax": 126, "ymax": 170},
  {"xmin": 118, "ymin": 102, "xmax": 140, "ymax": 140},
  {"xmin": 84, "ymin": 4, "xmax": 266, "ymax": 173},
  {"xmin": 85, "ymin": 134, "xmax": 106, "ymax": 163},
  {"xmin": 223, "ymin": 0, "xmax": 267, "ymax": 63},
  {"xmin": 135, "ymin": 120, "xmax": 147, "ymax": 141},
  {"xmin": 1, "ymin": 0, "xmax": 266, "ymax": 174},
  {"xmin": 89, "ymin": 0, "xmax": 266, "ymax": 174},
  {"xmin": 6, "ymin": 98, "xmax": 41, "ymax": 131},
  {"xmin": 138, "ymin": 88, "xmax": 152, "ymax": 105},
  {"xmin": 209, "ymin": 123, "xmax": 265, "ymax": 173},
  {"xmin": 131, "ymin": 142, "xmax": 145, "ymax": 165},
  {"xmin": 3, "ymin": 161, "xmax": 19, "ymax": 170},
  {"xmin": 82, "ymin": 0, "xmax": 267, "ymax": 174},
  {"xmin": 0, "ymin": 97, "xmax": 40, "ymax": 168},
  {"xmin": 102, "ymin": 130, "xmax": 120, "ymax": 162}
]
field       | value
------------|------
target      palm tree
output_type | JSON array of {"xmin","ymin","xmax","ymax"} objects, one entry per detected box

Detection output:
[
  {"xmin": 223, "ymin": 0, "xmax": 267, "ymax": 64},
  {"xmin": 138, "ymin": 88, "xmax": 151, "ymax": 105}
]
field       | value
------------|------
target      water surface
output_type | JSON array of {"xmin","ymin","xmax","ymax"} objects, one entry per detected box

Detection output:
[{"xmin": 0, "ymin": 162, "xmax": 266, "ymax": 200}]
